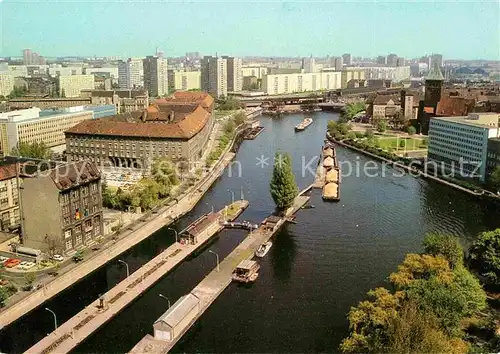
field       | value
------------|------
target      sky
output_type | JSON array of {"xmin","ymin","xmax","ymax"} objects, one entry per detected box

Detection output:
[{"xmin": 0, "ymin": 0, "xmax": 499, "ymax": 60}]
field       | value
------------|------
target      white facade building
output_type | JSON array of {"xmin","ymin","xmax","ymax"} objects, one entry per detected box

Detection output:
[
  {"xmin": 302, "ymin": 57, "xmax": 316, "ymax": 73},
  {"xmin": 58, "ymin": 75, "xmax": 95, "ymax": 97},
  {"xmin": 6, "ymin": 65, "xmax": 28, "ymax": 77},
  {"xmin": 49, "ymin": 66, "xmax": 83, "ymax": 77},
  {"xmin": 261, "ymin": 72, "xmax": 341, "ymax": 94},
  {"xmin": 168, "ymin": 70, "xmax": 201, "ymax": 92},
  {"xmin": 0, "ymin": 107, "xmax": 94, "ymax": 156},
  {"xmin": 428, "ymin": 113, "xmax": 500, "ymax": 182},
  {"xmin": 118, "ymin": 58, "xmax": 144, "ymax": 90},
  {"xmin": 242, "ymin": 66, "xmax": 268, "ymax": 79},
  {"xmin": 345, "ymin": 66, "xmax": 410, "ymax": 82},
  {"xmin": 0, "ymin": 74, "xmax": 14, "ymax": 97}
]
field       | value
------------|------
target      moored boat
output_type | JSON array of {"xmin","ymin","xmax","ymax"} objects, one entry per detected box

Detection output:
[
  {"xmin": 232, "ymin": 260, "xmax": 260, "ymax": 283},
  {"xmin": 295, "ymin": 117, "xmax": 313, "ymax": 131},
  {"xmin": 255, "ymin": 241, "xmax": 273, "ymax": 258}
]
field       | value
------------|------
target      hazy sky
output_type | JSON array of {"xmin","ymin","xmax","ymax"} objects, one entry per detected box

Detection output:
[{"xmin": 1, "ymin": 0, "xmax": 499, "ymax": 59}]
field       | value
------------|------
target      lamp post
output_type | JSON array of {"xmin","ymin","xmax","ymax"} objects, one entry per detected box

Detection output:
[
  {"xmin": 227, "ymin": 189, "xmax": 234, "ymax": 204},
  {"xmin": 208, "ymin": 250, "xmax": 220, "ymax": 272},
  {"xmin": 167, "ymin": 227, "xmax": 178, "ymax": 243},
  {"xmin": 118, "ymin": 259, "xmax": 129, "ymax": 278},
  {"xmin": 45, "ymin": 307, "xmax": 57, "ymax": 331},
  {"xmin": 159, "ymin": 294, "xmax": 171, "ymax": 309}
]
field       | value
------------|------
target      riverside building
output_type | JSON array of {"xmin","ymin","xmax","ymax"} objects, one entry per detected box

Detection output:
[{"xmin": 427, "ymin": 112, "xmax": 500, "ymax": 182}]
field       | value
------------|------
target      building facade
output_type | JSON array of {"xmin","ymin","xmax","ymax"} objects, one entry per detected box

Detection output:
[
  {"xmin": 65, "ymin": 92, "xmax": 215, "ymax": 170},
  {"xmin": 0, "ymin": 74, "xmax": 14, "ymax": 97},
  {"xmin": 342, "ymin": 53, "xmax": 352, "ymax": 66},
  {"xmin": 0, "ymin": 163, "xmax": 20, "ymax": 232},
  {"xmin": 59, "ymin": 75, "xmax": 95, "ymax": 97},
  {"xmin": 81, "ymin": 89, "xmax": 149, "ymax": 114},
  {"xmin": 84, "ymin": 67, "xmax": 119, "ymax": 80},
  {"xmin": 241, "ymin": 66, "xmax": 268, "ymax": 79},
  {"xmin": 201, "ymin": 56, "xmax": 227, "ymax": 98},
  {"xmin": 21, "ymin": 160, "xmax": 103, "ymax": 253},
  {"xmin": 223, "ymin": 56, "xmax": 242, "ymax": 92},
  {"xmin": 8, "ymin": 97, "xmax": 92, "ymax": 110},
  {"xmin": 345, "ymin": 66, "xmax": 410, "ymax": 82},
  {"xmin": 49, "ymin": 66, "xmax": 83, "ymax": 77},
  {"xmin": 261, "ymin": 72, "xmax": 341, "ymax": 94},
  {"xmin": 167, "ymin": 71, "xmax": 201, "ymax": 92},
  {"xmin": 0, "ymin": 107, "xmax": 94, "ymax": 156},
  {"xmin": 143, "ymin": 55, "xmax": 168, "ymax": 97},
  {"xmin": 428, "ymin": 113, "xmax": 500, "ymax": 181},
  {"xmin": 118, "ymin": 58, "xmax": 144, "ymax": 90}
]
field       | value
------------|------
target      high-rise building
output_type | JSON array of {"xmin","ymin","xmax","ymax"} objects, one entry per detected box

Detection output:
[
  {"xmin": 143, "ymin": 55, "xmax": 168, "ymax": 97},
  {"xmin": 332, "ymin": 57, "xmax": 343, "ymax": 71},
  {"xmin": 387, "ymin": 53, "xmax": 398, "ymax": 67},
  {"xmin": 22, "ymin": 48, "xmax": 45, "ymax": 65},
  {"xmin": 118, "ymin": 58, "xmax": 144, "ymax": 90},
  {"xmin": 302, "ymin": 56, "xmax": 316, "ymax": 73},
  {"xmin": 201, "ymin": 56, "xmax": 227, "ymax": 98},
  {"xmin": 222, "ymin": 56, "xmax": 242, "ymax": 92},
  {"xmin": 23, "ymin": 49, "xmax": 32, "ymax": 65},
  {"xmin": 342, "ymin": 53, "xmax": 352, "ymax": 66},
  {"xmin": 376, "ymin": 56, "xmax": 387, "ymax": 65},
  {"xmin": 430, "ymin": 54, "xmax": 444, "ymax": 69},
  {"xmin": 0, "ymin": 74, "xmax": 14, "ymax": 97},
  {"xmin": 396, "ymin": 57, "xmax": 406, "ymax": 67}
]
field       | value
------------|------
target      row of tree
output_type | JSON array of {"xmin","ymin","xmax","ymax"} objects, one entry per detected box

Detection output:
[{"xmin": 341, "ymin": 230, "xmax": 500, "ymax": 353}]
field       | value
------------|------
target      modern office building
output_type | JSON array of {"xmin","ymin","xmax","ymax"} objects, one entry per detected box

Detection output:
[
  {"xmin": 168, "ymin": 71, "xmax": 201, "ymax": 92},
  {"xmin": 143, "ymin": 55, "xmax": 168, "ymax": 97},
  {"xmin": 0, "ymin": 74, "xmax": 14, "ymax": 97},
  {"xmin": 65, "ymin": 92, "xmax": 215, "ymax": 169},
  {"xmin": 21, "ymin": 160, "xmax": 103, "ymax": 253},
  {"xmin": 118, "ymin": 58, "xmax": 144, "ymax": 90},
  {"xmin": 261, "ymin": 72, "xmax": 341, "ymax": 94},
  {"xmin": 0, "ymin": 107, "xmax": 94, "ymax": 156},
  {"xmin": 428, "ymin": 113, "xmax": 500, "ymax": 181},
  {"xmin": 223, "ymin": 56, "xmax": 242, "ymax": 92},
  {"xmin": 58, "ymin": 75, "xmax": 95, "ymax": 97},
  {"xmin": 201, "ymin": 56, "xmax": 227, "ymax": 98}
]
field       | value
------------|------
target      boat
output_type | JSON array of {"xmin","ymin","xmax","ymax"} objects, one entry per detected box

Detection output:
[
  {"xmin": 295, "ymin": 117, "xmax": 313, "ymax": 131},
  {"xmin": 232, "ymin": 260, "xmax": 260, "ymax": 283},
  {"xmin": 255, "ymin": 241, "xmax": 273, "ymax": 258}
]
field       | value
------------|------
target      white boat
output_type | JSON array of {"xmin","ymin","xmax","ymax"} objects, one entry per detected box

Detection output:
[{"xmin": 255, "ymin": 241, "xmax": 273, "ymax": 258}]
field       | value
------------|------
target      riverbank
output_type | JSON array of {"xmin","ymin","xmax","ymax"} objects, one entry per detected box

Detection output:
[
  {"xmin": 25, "ymin": 201, "xmax": 249, "ymax": 354},
  {"xmin": 0, "ymin": 121, "xmax": 248, "ymax": 330},
  {"xmin": 130, "ymin": 187, "xmax": 312, "ymax": 353},
  {"xmin": 326, "ymin": 133, "xmax": 500, "ymax": 200}
]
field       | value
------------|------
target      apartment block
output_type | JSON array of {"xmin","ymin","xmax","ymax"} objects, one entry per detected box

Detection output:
[
  {"xmin": 261, "ymin": 72, "xmax": 341, "ymax": 94},
  {"xmin": 0, "ymin": 74, "xmax": 14, "ymax": 97},
  {"xmin": 143, "ymin": 55, "xmax": 168, "ymax": 97},
  {"xmin": 342, "ymin": 53, "xmax": 352, "ymax": 66},
  {"xmin": 21, "ymin": 160, "xmax": 103, "ymax": 254},
  {"xmin": 345, "ymin": 66, "xmax": 410, "ymax": 83},
  {"xmin": 242, "ymin": 66, "xmax": 268, "ymax": 79},
  {"xmin": 223, "ymin": 56, "xmax": 242, "ymax": 92},
  {"xmin": 428, "ymin": 113, "xmax": 500, "ymax": 181},
  {"xmin": 0, "ymin": 107, "xmax": 93, "ymax": 156},
  {"xmin": 201, "ymin": 56, "xmax": 227, "ymax": 98},
  {"xmin": 49, "ymin": 66, "xmax": 83, "ymax": 77},
  {"xmin": 168, "ymin": 71, "xmax": 201, "ymax": 92},
  {"xmin": 118, "ymin": 58, "xmax": 144, "ymax": 90},
  {"xmin": 58, "ymin": 75, "xmax": 95, "ymax": 97}
]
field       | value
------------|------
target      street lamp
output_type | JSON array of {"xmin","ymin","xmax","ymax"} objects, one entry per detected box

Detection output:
[
  {"xmin": 118, "ymin": 259, "xmax": 129, "ymax": 278},
  {"xmin": 159, "ymin": 294, "xmax": 171, "ymax": 309},
  {"xmin": 208, "ymin": 250, "xmax": 220, "ymax": 272},
  {"xmin": 45, "ymin": 307, "xmax": 57, "ymax": 331},
  {"xmin": 167, "ymin": 227, "xmax": 178, "ymax": 244},
  {"xmin": 227, "ymin": 189, "xmax": 234, "ymax": 204}
]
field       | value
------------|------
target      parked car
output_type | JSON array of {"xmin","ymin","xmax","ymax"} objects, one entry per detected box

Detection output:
[
  {"xmin": 24, "ymin": 262, "xmax": 36, "ymax": 270},
  {"xmin": 52, "ymin": 254, "xmax": 64, "ymax": 262},
  {"xmin": 4, "ymin": 258, "xmax": 21, "ymax": 268},
  {"xmin": 0, "ymin": 256, "xmax": 8, "ymax": 263}
]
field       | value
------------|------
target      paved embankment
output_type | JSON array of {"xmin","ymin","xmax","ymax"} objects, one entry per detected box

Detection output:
[
  {"xmin": 0, "ymin": 150, "xmax": 237, "ymax": 330},
  {"xmin": 130, "ymin": 188, "xmax": 312, "ymax": 353},
  {"xmin": 24, "ymin": 201, "xmax": 249, "ymax": 354}
]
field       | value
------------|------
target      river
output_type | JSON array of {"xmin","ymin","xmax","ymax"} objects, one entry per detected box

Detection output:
[{"xmin": 1, "ymin": 111, "xmax": 500, "ymax": 353}]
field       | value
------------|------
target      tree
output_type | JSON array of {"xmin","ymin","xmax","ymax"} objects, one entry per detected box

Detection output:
[
  {"xmin": 423, "ymin": 233, "xmax": 464, "ymax": 269},
  {"xmin": 269, "ymin": 152, "xmax": 298, "ymax": 211},
  {"xmin": 364, "ymin": 128, "xmax": 375, "ymax": 139},
  {"xmin": 7, "ymin": 86, "xmax": 27, "ymax": 99},
  {"xmin": 336, "ymin": 123, "xmax": 351, "ymax": 135},
  {"xmin": 224, "ymin": 120, "xmax": 235, "ymax": 134},
  {"xmin": 377, "ymin": 120, "xmax": 387, "ymax": 133},
  {"xmin": 151, "ymin": 157, "xmax": 179, "ymax": 197},
  {"xmin": 0, "ymin": 286, "xmax": 9, "ymax": 307},
  {"xmin": 488, "ymin": 166, "xmax": 500, "ymax": 191},
  {"xmin": 44, "ymin": 234, "xmax": 63, "ymax": 257},
  {"xmin": 340, "ymin": 101, "xmax": 366, "ymax": 122},
  {"xmin": 11, "ymin": 141, "xmax": 51, "ymax": 159},
  {"xmin": 469, "ymin": 228, "xmax": 500, "ymax": 285},
  {"xmin": 346, "ymin": 131, "xmax": 357, "ymax": 140},
  {"xmin": 233, "ymin": 112, "xmax": 246, "ymax": 126},
  {"xmin": 23, "ymin": 272, "xmax": 36, "ymax": 290},
  {"xmin": 216, "ymin": 97, "xmax": 241, "ymax": 110},
  {"xmin": 407, "ymin": 126, "xmax": 416, "ymax": 136}
]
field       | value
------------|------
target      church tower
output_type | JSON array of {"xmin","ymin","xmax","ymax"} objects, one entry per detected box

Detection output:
[{"xmin": 424, "ymin": 60, "xmax": 444, "ymax": 112}]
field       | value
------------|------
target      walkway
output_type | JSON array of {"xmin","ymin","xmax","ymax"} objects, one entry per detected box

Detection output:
[
  {"xmin": 130, "ymin": 190, "xmax": 311, "ymax": 353},
  {"xmin": 24, "ymin": 201, "xmax": 249, "ymax": 354}
]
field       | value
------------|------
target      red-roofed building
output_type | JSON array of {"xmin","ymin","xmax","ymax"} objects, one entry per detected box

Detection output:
[{"xmin": 65, "ymin": 92, "xmax": 215, "ymax": 170}]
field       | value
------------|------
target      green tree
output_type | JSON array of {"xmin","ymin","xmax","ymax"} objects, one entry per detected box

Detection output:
[
  {"xmin": 151, "ymin": 157, "xmax": 179, "ymax": 197},
  {"xmin": 346, "ymin": 131, "xmax": 357, "ymax": 140},
  {"xmin": 216, "ymin": 97, "xmax": 241, "ymax": 110},
  {"xmin": 488, "ymin": 166, "xmax": 500, "ymax": 191},
  {"xmin": 269, "ymin": 152, "xmax": 298, "ymax": 211},
  {"xmin": 337, "ymin": 123, "xmax": 351, "ymax": 135},
  {"xmin": 469, "ymin": 228, "xmax": 500, "ymax": 285},
  {"xmin": 7, "ymin": 86, "xmax": 27, "ymax": 99},
  {"xmin": 23, "ymin": 272, "xmax": 36, "ymax": 290},
  {"xmin": 364, "ymin": 128, "xmax": 374, "ymax": 139},
  {"xmin": 423, "ymin": 233, "xmax": 464, "ymax": 269},
  {"xmin": 0, "ymin": 286, "xmax": 9, "ymax": 307},
  {"xmin": 11, "ymin": 141, "xmax": 51, "ymax": 159},
  {"xmin": 407, "ymin": 126, "xmax": 416, "ymax": 136},
  {"xmin": 224, "ymin": 120, "xmax": 235, "ymax": 134},
  {"xmin": 377, "ymin": 120, "xmax": 387, "ymax": 133},
  {"xmin": 233, "ymin": 112, "xmax": 246, "ymax": 126},
  {"xmin": 340, "ymin": 101, "xmax": 366, "ymax": 121}
]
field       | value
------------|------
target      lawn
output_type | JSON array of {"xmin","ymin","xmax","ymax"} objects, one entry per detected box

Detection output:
[{"xmin": 376, "ymin": 136, "xmax": 427, "ymax": 151}]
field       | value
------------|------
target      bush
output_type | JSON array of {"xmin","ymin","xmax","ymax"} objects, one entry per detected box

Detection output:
[
  {"xmin": 346, "ymin": 132, "xmax": 357, "ymax": 140},
  {"xmin": 365, "ymin": 129, "xmax": 374, "ymax": 139},
  {"xmin": 399, "ymin": 140, "xmax": 406, "ymax": 148},
  {"xmin": 469, "ymin": 228, "xmax": 500, "ymax": 285},
  {"xmin": 407, "ymin": 126, "xmax": 416, "ymax": 136},
  {"xmin": 355, "ymin": 132, "xmax": 364, "ymax": 139},
  {"xmin": 377, "ymin": 120, "xmax": 387, "ymax": 133}
]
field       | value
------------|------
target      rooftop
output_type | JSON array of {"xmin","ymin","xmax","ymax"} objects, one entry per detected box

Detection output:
[
  {"xmin": 426, "ymin": 61, "xmax": 445, "ymax": 81},
  {"xmin": 154, "ymin": 294, "xmax": 200, "ymax": 329},
  {"xmin": 432, "ymin": 113, "xmax": 500, "ymax": 129},
  {"xmin": 48, "ymin": 160, "xmax": 101, "ymax": 190}
]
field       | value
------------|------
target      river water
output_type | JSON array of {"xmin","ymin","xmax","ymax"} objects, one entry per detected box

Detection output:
[{"xmin": 1, "ymin": 112, "xmax": 500, "ymax": 353}]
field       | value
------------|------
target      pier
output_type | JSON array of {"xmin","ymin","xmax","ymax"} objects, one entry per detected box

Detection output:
[
  {"xmin": 24, "ymin": 200, "xmax": 249, "ymax": 354},
  {"xmin": 130, "ymin": 187, "xmax": 312, "ymax": 353}
]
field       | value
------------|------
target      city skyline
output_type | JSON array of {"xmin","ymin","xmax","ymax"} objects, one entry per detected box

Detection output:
[{"xmin": 1, "ymin": 0, "xmax": 499, "ymax": 60}]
